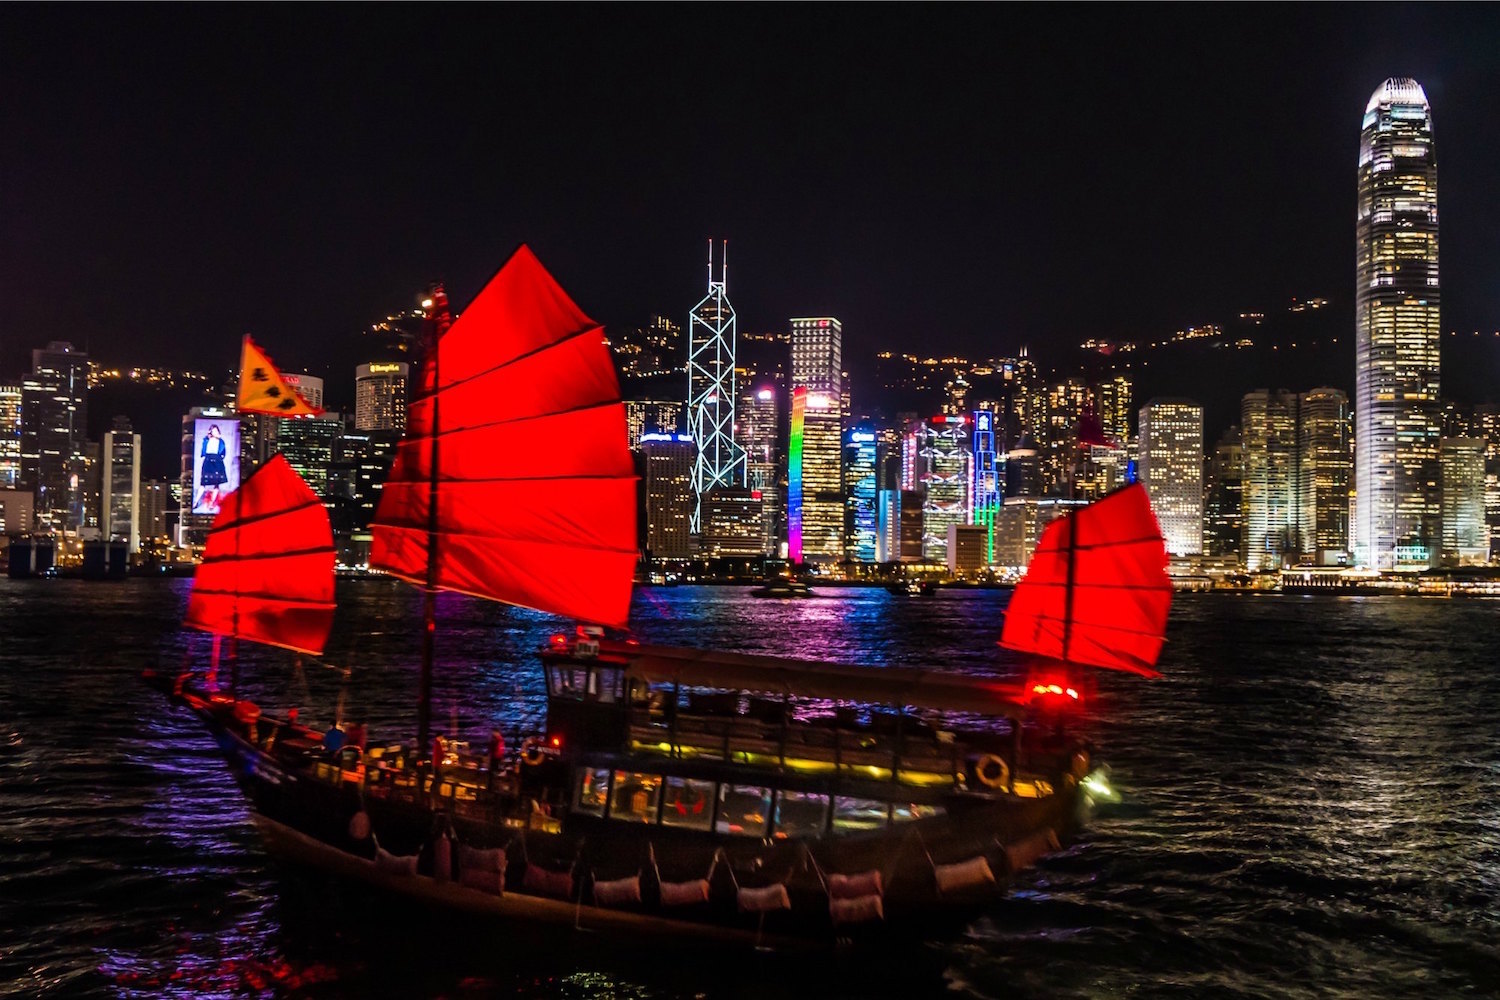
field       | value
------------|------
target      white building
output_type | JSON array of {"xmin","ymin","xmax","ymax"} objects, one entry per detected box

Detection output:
[{"xmin": 1137, "ymin": 399, "xmax": 1203, "ymax": 556}]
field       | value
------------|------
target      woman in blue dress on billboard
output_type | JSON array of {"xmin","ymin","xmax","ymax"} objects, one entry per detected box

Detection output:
[{"xmin": 199, "ymin": 424, "xmax": 229, "ymax": 511}]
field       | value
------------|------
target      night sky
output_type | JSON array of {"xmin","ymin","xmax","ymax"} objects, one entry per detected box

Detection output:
[{"xmin": 4, "ymin": 6, "xmax": 1500, "ymax": 406}]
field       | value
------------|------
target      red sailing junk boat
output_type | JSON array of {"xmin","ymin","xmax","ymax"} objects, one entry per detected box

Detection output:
[
  {"xmin": 163, "ymin": 451, "xmax": 338, "ymax": 770},
  {"xmin": 152, "ymin": 246, "xmax": 1171, "ymax": 949}
]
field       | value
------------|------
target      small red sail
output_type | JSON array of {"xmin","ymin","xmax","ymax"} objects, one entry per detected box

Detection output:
[
  {"xmin": 369, "ymin": 245, "xmax": 637, "ymax": 628},
  {"xmin": 184, "ymin": 454, "xmax": 337, "ymax": 655},
  {"xmin": 1000, "ymin": 483, "xmax": 1171, "ymax": 677}
]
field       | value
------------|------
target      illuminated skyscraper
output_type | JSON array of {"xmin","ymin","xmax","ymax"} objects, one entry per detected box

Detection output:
[
  {"xmin": 845, "ymin": 425, "xmax": 878, "ymax": 562},
  {"xmin": 625, "ymin": 400, "xmax": 684, "ymax": 451},
  {"xmin": 687, "ymin": 242, "xmax": 744, "ymax": 532},
  {"xmin": 354, "ymin": 362, "xmax": 409, "ymax": 432},
  {"xmin": 738, "ymin": 384, "xmax": 780, "ymax": 555},
  {"xmin": 790, "ymin": 318, "xmax": 844, "ymax": 563},
  {"xmin": 790, "ymin": 317, "xmax": 843, "ymax": 397},
  {"xmin": 1299, "ymin": 387, "xmax": 1352, "ymax": 564},
  {"xmin": 642, "ymin": 433, "xmax": 696, "ymax": 560},
  {"xmin": 1241, "ymin": 390, "xmax": 1300, "ymax": 571},
  {"xmin": 917, "ymin": 415, "xmax": 968, "ymax": 561},
  {"xmin": 1440, "ymin": 437, "xmax": 1487, "ymax": 565},
  {"xmin": 281, "ymin": 373, "xmax": 324, "ymax": 410},
  {"xmin": 0, "ymin": 385, "xmax": 20, "ymax": 488},
  {"xmin": 22, "ymin": 341, "xmax": 89, "ymax": 532},
  {"xmin": 701, "ymin": 487, "xmax": 765, "ymax": 558},
  {"xmin": 1356, "ymin": 78, "xmax": 1441, "ymax": 570},
  {"xmin": 1204, "ymin": 426, "xmax": 1244, "ymax": 561},
  {"xmin": 100, "ymin": 416, "xmax": 142, "ymax": 552},
  {"xmin": 1094, "ymin": 374, "xmax": 1134, "ymax": 444},
  {"xmin": 1473, "ymin": 405, "xmax": 1500, "ymax": 561},
  {"xmin": 970, "ymin": 409, "xmax": 1000, "ymax": 562},
  {"xmin": 788, "ymin": 388, "xmax": 807, "ymax": 563},
  {"xmin": 1137, "ymin": 399, "xmax": 1203, "ymax": 557},
  {"xmin": 252, "ymin": 373, "xmax": 326, "ymax": 466},
  {"xmin": 1042, "ymin": 378, "xmax": 1087, "ymax": 494},
  {"xmin": 139, "ymin": 479, "xmax": 171, "ymax": 544},
  {"xmin": 278, "ymin": 413, "xmax": 342, "ymax": 500}
]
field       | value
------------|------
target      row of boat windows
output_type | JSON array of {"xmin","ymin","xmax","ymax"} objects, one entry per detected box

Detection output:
[
  {"xmin": 548, "ymin": 666, "xmax": 626, "ymax": 702},
  {"xmin": 573, "ymin": 767, "xmax": 944, "ymax": 838}
]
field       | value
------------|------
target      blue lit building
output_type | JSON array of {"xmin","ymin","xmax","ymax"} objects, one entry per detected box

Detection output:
[
  {"xmin": 845, "ymin": 425, "xmax": 878, "ymax": 562},
  {"xmin": 971, "ymin": 410, "xmax": 1000, "ymax": 563}
]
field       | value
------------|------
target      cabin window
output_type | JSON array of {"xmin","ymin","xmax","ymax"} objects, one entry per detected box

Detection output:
[
  {"xmin": 590, "ymin": 668, "xmax": 623, "ymax": 703},
  {"xmin": 660, "ymin": 776, "xmax": 715, "ymax": 831},
  {"xmin": 547, "ymin": 666, "xmax": 589, "ymax": 700},
  {"xmin": 832, "ymin": 796, "xmax": 890, "ymax": 835},
  {"xmin": 608, "ymin": 771, "xmax": 661, "ymax": 823},
  {"xmin": 772, "ymin": 791, "xmax": 829, "ymax": 839},
  {"xmin": 574, "ymin": 767, "xmax": 611, "ymax": 816},
  {"xmin": 892, "ymin": 802, "xmax": 946, "ymax": 824},
  {"xmin": 715, "ymin": 784, "xmax": 772, "ymax": 837}
]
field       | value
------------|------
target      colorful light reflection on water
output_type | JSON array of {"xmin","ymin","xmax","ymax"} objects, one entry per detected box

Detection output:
[{"xmin": 1, "ymin": 580, "xmax": 1498, "ymax": 998}]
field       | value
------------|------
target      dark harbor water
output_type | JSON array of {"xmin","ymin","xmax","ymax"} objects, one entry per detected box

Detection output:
[{"xmin": 2, "ymin": 579, "xmax": 1499, "ymax": 999}]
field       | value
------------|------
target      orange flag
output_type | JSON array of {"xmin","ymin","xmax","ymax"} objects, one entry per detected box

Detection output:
[{"xmin": 237, "ymin": 335, "xmax": 321, "ymax": 416}]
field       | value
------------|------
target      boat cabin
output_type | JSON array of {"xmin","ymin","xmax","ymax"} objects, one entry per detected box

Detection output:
[{"xmin": 536, "ymin": 635, "xmax": 1059, "ymax": 841}]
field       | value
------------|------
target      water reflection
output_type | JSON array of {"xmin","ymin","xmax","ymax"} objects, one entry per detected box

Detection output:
[{"xmin": 2, "ymin": 580, "xmax": 1499, "ymax": 997}]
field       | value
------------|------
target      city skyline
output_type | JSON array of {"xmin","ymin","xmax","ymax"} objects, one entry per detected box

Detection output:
[{"xmin": 3, "ymin": 7, "xmax": 1500, "ymax": 401}]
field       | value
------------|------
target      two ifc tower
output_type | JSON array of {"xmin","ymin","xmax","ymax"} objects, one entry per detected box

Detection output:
[{"xmin": 1355, "ymin": 77, "xmax": 1441, "ymax": 571}]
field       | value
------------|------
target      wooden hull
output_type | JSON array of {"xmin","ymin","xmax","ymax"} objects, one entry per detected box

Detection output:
[{"xmin": 159, "ymin": 678, "xmax": 1086, "ymax": 949}]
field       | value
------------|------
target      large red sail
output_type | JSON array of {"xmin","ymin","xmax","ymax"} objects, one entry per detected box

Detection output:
[
  {"xmin": 183, "ymin": 454, "xmax": 337, "ymax": 655},
  {"xmin": 369, "ymin": 245, "xmax": 637, "ymax": 628},
  {"xmin": 1000, "ymin": 483, "xmax": 1171, "ymax": 677}
]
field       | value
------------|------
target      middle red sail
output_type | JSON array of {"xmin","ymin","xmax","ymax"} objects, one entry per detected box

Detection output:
[{"xmin": 369, "ymin": 245, "xmax": 638, "ymax": 628}]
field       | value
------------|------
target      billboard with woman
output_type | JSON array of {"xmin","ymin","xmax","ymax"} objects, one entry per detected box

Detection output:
[{"xmin": 191, "ymin": 418, "xmax": 240, "ymax": 515}]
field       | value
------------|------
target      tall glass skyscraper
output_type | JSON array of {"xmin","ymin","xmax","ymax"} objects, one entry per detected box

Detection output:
[{"xmin": 1355, "ymin": 77, "xmax": 1441, "ymax": 570}]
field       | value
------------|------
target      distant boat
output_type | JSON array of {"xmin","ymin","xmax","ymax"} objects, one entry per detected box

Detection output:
[
  {"xmin": 749, "ymin": 577, "xmax": 816, "ymax": 598},
  {"xmin": 886, "ymin": 579, "xmax": 936, "ymax": 597}
]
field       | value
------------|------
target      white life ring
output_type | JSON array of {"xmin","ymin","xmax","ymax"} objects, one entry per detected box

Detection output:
[
  {"xmin": 520, "ymin": 738, "xmax": 546, "ymax": 767},
  {"xmin": 975, "ymin": 754, "xmax": 1010, "ymax": 789}
]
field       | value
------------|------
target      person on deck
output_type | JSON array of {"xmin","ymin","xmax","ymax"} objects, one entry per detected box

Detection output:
[
  {"xmin": 487, "ymin": 730, "xmax": 505, "ymax": 791},
  {"xmin": 430, "ymin": 734, "xmax": 447, "ymax": 803}
]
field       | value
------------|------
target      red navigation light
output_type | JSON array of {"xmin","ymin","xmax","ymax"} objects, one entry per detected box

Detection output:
[
  {"xmin": 1029, "ymin": 682, "xmax": 1080, "ymax": 701},
  {"xmin": 550, "ymin": 633, "xmax": 568, "ymax": 647},
  {"xmin": 550, "ymin": 735, "xmax": 562, "ymax": 748}
]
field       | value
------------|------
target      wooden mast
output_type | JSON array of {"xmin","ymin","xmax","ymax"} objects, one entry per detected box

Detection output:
[{"xmin": 418, "ymin": 286, "xmax": 451, "ymax": 758}]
